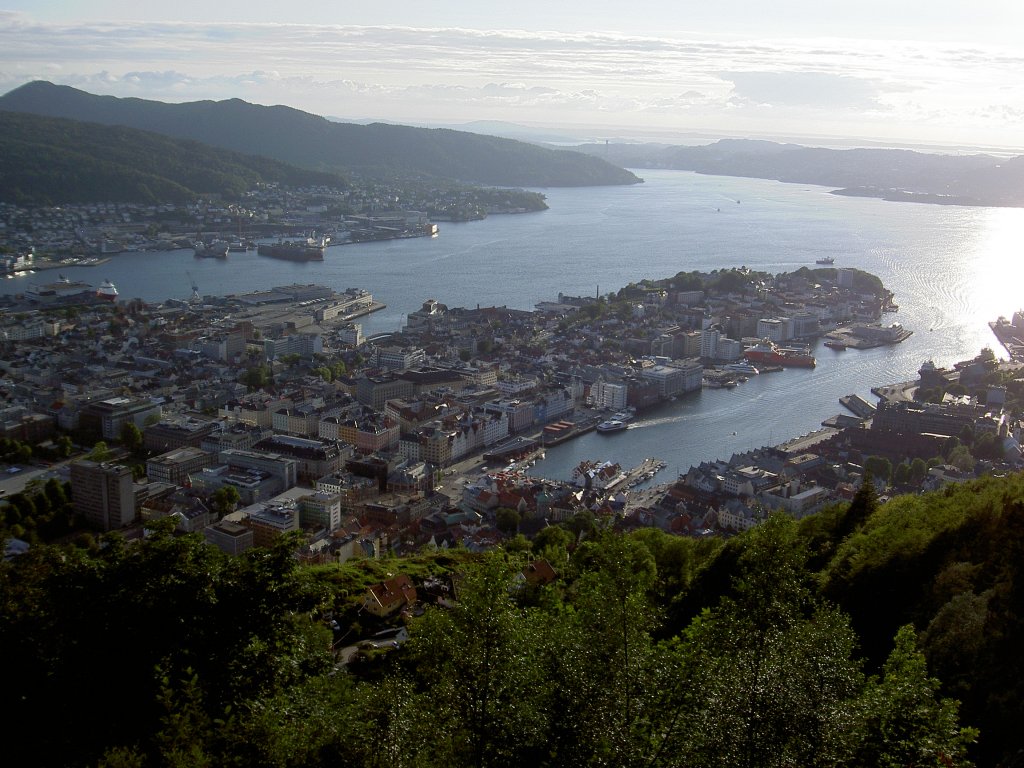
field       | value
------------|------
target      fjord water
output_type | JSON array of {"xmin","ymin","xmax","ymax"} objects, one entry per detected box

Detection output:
[{"xmin": 8, "ymin": 170, "xmax": 1022, "ymax": 478}]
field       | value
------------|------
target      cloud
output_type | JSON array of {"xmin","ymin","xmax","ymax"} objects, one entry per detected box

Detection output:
[
  {"xmin": 722, "ymin": 71, "xmax": 887, "ymax": 110},
  {"xmin": 1, "ymin": 15, "xmax": 1023, "ymax": 146}
]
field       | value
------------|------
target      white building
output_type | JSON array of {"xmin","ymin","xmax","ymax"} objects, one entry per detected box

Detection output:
[{"xmin": 589, "ymin": 378, "xmax": 628, "ymax": 410}]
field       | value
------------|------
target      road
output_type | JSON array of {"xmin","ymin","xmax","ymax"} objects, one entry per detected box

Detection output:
[{"xmin": 0, "ymin": 464, "xmax": 66, "ymax": 499}]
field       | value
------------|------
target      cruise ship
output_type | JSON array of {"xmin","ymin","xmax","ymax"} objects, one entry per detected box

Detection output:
[
  {"xmin": 25, "ymin": 275, "xmax": 96, "ymax": 303},
  {"xmin": 743, "ymin": 339, "xmax": 816, "ymax": 368}
]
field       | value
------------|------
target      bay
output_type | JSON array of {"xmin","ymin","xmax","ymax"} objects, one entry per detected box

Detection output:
[{"xmin": 5, "ymin": 169, "xmax": 1022, "ymax": 480}]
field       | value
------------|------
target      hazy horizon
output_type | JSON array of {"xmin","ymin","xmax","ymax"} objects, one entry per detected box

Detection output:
[{"xmin": 2, "ymin": 2, "xmax": 1024, "ymax": 152}]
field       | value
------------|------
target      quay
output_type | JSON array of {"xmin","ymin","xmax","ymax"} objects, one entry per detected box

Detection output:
[
  {"xmin": 839, "ymin": 394, "xmax": 877, "ymax": 418},
  {"xmin": 604, "ymin": 457, "xmax": 668, "ymax": 492},
  {"xmin": 540, "ymin": 415, "xmax": 601, "ymax": 446}
]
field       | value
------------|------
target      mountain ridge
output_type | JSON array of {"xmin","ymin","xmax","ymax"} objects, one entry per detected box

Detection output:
[
  {"xmin": 573, "ymin": 137, "xmax": 1024, "ymax": 207},
  {"xmin": 0, "ymin": 109, "xmax": 348, "ymax": 206},
  {"xmin": 0, "ymin": 81, "xmax": 642, "ymax": 188}
]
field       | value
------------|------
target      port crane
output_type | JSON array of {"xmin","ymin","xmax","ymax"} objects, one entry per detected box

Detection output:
[{"xmin": 186, "ymin": 271, "xmax": 200, "ymax": 304}]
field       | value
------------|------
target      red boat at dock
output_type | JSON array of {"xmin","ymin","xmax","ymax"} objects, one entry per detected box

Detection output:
[{"xmin": 743, "ymin": 339, "xmax": 816, "ymax": 368}]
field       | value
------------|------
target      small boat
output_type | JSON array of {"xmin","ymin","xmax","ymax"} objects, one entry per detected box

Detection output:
[
  {"xmin": 597, "ymin": 420, "xmax": 628, "ymax": 433},
  {"xmin": 816, "ymin": 256, "xmax": 835, "ymax": 265},
  {"xmin": 824, "ymin": 339, "xmax": 847, "ymax": 350}
]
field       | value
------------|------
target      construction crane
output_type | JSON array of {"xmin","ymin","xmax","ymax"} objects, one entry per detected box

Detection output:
[{"xmin": 186, "ymin": 271, "xmax": 200, "ymax": 303}]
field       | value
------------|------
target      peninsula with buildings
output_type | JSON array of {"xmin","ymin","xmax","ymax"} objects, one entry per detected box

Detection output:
[
  {"xmin": 4, "ymin": 263, "xmax": 1016, "ymax": 562},
  {"xmin": 2, "ymin": 263, "xmax": 1019, "ymax": 768}
]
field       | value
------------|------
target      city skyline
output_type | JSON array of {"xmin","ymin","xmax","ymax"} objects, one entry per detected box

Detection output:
[{"xmin": 2, "ymin": 3, "xmax": 1024, "ymax": 150}]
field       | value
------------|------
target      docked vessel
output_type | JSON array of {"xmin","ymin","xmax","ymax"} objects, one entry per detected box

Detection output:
[
  {"xmin": 96, "ymin": 279, "xmax": 118, "ymax": 302},
  {"xmin": 824, "ymin": 339, "xmax": 848, "ymax": 350},
  {"xmin": 346, "ymin": 223, "xmax": 437, "ymax": 244},
  {"xmin": 194, "ymin": 240, "xmax": 229, "ymax": 259},
  {"xmin": 816, "ymin": 256, "xmax": 835, "ymax": 265},
  {"xmin": 704, "ymin": 377, "xmax": 738, "ymax": 389},
  {"xmin": 722, "ymin": 362, "xmax": 760, "ymax": 375},
  {"xmin": 25, "ymin": 275, "xmax": 95, "ymax": 303},
  {"xmin": 597, "ymin": 407, "xmax": 636, "ymax": 432},
  {"xmin": 257, "ymin": 236, "xmax": 327, "ymax": 261},
  {"xmin": 744, "ymin": 338, "xmax": 816, "ymax": 368}
]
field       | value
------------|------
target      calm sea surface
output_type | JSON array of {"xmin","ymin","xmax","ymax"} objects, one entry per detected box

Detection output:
[{"xmin": 6, "ymin": 170, "xmax": 1023, "ymax": 480}]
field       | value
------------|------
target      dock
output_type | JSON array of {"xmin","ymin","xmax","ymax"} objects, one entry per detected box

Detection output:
[
  {"xmin": 615, "ymin": 457, "xmax": 668, "ymax": 490},
  {"xmin": 839, "ymin": 394, "xmax": 877, "ymax": 418},
  {"xmin": 540, "ymin": 415, "xmax": 600, "ymax": 446}
]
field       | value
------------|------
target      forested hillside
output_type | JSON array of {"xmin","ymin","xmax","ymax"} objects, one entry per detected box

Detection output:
[
  {"xmin": 0, "ymin": 81, "xmax": 642, "ymax": 188},
  {"xmin": 0, "ymin": 110, "xmax": 347, "ymax": 205},
  {"xmin": 572, "ymin": 137, "xmax": 1024, "ymax": 207},
  {"xmin": 2, "ymin": 471, "xmax": 1023, "ymax": 767}
]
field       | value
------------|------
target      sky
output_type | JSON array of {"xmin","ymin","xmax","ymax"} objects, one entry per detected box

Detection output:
[{"xmin": 2, "ymin": 2, "xmax": 1024, "ymax": 150}]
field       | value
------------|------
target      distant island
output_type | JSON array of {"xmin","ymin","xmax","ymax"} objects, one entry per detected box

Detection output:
[
  {"xmin": 0, "ymin": 81, "xmax": 642, "ymax": 189},
  {"xmin": 573, "ymin": 137, "xmax": 1024, "ymax": 208}
]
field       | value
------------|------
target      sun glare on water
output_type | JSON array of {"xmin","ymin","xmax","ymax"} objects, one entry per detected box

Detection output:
[{"xmin": 968, "ymin": 207, "xmax": 1024, "ymax": 329}]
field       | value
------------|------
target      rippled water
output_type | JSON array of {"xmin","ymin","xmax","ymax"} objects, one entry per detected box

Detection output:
[{"xmin": 7, "ymin": 170, "xmax": 1022, "ymax": 478}]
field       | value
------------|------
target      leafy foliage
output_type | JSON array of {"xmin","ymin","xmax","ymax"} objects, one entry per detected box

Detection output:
[{"xmin": 9, "ymin": 471, "xmax": 1024, "ymax": 765}]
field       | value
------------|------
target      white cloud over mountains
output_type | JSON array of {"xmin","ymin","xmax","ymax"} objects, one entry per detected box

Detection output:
[{"xmin": 1, "ymin": 15, "xmax": 1022, "ymax": 148}]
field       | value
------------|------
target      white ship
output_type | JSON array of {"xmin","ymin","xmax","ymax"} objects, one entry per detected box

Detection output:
[{"xmin": 96, "ymin": 279, "xmax": 119, "ymax": 302}]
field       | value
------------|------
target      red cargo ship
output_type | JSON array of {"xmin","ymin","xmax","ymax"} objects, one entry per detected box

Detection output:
[{"xmin": 743, "ymin": 339, "xmax": 816, "ymax": 368}]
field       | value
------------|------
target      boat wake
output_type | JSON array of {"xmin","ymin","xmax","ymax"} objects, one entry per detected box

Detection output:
[{"xmin": 627, "ymin": 415, "xmax": 685, "ymax": 429}]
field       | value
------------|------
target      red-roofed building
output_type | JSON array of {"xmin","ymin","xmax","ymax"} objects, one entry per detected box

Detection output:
[{"xmin": 363, "ymin": 574, "xmax": 417, "ymax": 617}]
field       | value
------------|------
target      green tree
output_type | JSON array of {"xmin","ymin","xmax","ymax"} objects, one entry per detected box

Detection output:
[
  {"xmin": 853, "ymin": 625, "xmax": 977, "ymax": 767},
  {"xmin": 948, "ymin": 445, "xmax": 975, "ymax": 473},
  {"xmin": 909, "ymin": 457, "xmax": 929, "ymax": 483},
  {"xmin": 531, "ymin": 524, "xmax": 574, "ymax": 562},
  {"xmin": 678, "ymin": 515, "xmax": 865, "ymax": 768},
  {"xmin": 395, "ymin": 554, "xmax": 551, "ymax": 766},
  {"xmin": 119, "ymin": 421, "xmax": 143, "ymax": 453},
  {"xmin": 88, "ymin": 440, "xmax": 113, "ymax": 462},
  {"xmin": 495, "ymin": 507, "xmax": 520, "ymax": 535},
  {"xmin": 209, "ymin": 486, "xmax": 240, "ymax": 519},
  {"xmin": 835, "ymin": 474, "xmax": 880, "ymax": 541},
  {"xmin": 973, "ymin": 431, "xmax": 1004, "ymax": 461},
  {"xmin": 863, "ymin": 456, "xmax": 892, "ymax": 485},
  {"xmin": 242, "ymin": 365, "xmax": 270, "ymax": 391}
]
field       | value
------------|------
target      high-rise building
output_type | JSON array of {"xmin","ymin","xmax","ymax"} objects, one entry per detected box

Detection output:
[{"xmin": 70, "ymin": 460, "xmax": 135, "ymax": 531}]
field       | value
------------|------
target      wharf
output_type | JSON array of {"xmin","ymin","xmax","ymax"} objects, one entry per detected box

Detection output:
[
  {"xmin": 826, "ymin": 326, "xmax": 914, "ymax": 349},
  {"xmin": 822, "ymin": 414, "xmax": 866, "ymax": 429},
  {"xmin": 779, "ymin": 427, "xmax": 840, "ymax": 455},
  {"xmin": 839, "ymin": 394, "xmax": 877, "ymax": 418},
  {"xmin": 603, "ymin": 457, "xmax": 667, "ymax": 493},
  {"xmin": 341, "ymin": 301, "xmax": 386, "ymax": 321},
  {"xmin": 871, "ymin": 380, "xmax": 918, "ymax": 403},
  {"xmin": 989, "ymin": 319, "xmax": 1024, "ymax": 360},
  {"xmin": 622, "ymin": 457, "xmax": 668, "ymax": 489},
  {"xmin": 32, "ymin": 256, "xmax": 112, "ymax": 271},
  {"xmin": 539, "ymin": 415, "xmax": 600, "ymax": 447},
  {"xmin": 483, "ymin": 437, "xmax": 541, "ymax": 463}
]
